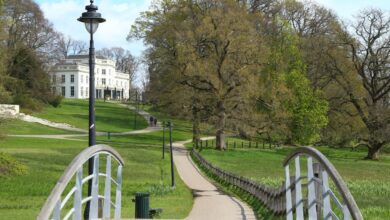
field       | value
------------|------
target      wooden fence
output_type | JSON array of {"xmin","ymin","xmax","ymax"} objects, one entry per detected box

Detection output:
[
  {"xmin": 197, "ymin": 139, "xmax": 281, "ymax": 149},
  {"xmin": 191, "ymin": 147, "xmax": 363, "ymax": 219},
  {"xmin": 192, "ymin": 149, "xmax": 288, "ymax": 215}
]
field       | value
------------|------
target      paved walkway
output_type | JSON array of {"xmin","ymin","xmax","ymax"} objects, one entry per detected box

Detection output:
[{"xmin": 173, "ymin": 139, "xmax": 256, "ymax": 220}]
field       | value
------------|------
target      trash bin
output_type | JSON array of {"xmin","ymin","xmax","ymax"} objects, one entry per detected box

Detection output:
[{"xmin": 134, "ymin": 192, "xmax": 149, "ymax": 219}]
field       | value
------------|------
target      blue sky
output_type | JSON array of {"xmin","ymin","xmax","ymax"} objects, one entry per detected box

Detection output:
[
  {"xmin": 36, "ymin": 0, "xmax": 390, "ymax": 57},
  {"xmin": 36, "ymin": 0, "xmax": 151, "ymax": 57}
]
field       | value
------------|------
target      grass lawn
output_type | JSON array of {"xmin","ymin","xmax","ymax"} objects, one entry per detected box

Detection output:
[
  {"xmin": 1, "ymin": 119, "xmax": 78, "ymax": 135},
  {"xmin": 32, "ymin": 99, "xmax": 148, "ymax": 133},
  {"xmin": 0, "ymin": 136, "xmax": 193, "ymax": 219},
  {"xmin": 197, "ymin": 145, "xmax": 390, "ymax": 219},
  {"xmin": 92, "ymin": 129, "xmax": 193, "ymax": 146}
]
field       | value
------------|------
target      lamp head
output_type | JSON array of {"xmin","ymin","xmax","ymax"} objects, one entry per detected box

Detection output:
[{"xmin": 78, "ymin": 0, "xmax": 106, "ymax": 34}]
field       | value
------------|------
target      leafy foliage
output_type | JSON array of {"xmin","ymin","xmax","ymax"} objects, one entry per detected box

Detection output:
[{"xmin": 0, "ymin": 152, "xmax": 28, "ymax": 178}]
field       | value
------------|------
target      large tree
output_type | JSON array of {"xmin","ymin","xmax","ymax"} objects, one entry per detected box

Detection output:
[
  {"xmin": 2, "ymin": 0, "xmax": 58, "ymax": 109},
  {"xmin": 173, "ymin": 0, "xmax": 265, "ymax": 150},
  {"xmin": 329, "ymin": 9, "xmax": 390, "ymax": 159}
]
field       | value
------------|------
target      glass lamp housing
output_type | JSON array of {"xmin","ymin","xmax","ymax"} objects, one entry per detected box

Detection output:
[{"xmin": 85, "ymin": 20, "xmax": 99, "ymax": 34}]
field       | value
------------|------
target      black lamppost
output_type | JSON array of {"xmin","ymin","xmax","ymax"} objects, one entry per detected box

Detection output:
[
  {"xmin": 168, "ymin": 121, "xmax": 175, "ymax": 188},
  {"xmin": 78, "ymin": 1, "xmax": 105, "ymax": 218},
  {"xmin": 134, "ymin": 90, "xmax": 138, "ymax": 129},
  {"xmin": 162, "ymin": 121, "xmax": 166, "ymax": 159}
]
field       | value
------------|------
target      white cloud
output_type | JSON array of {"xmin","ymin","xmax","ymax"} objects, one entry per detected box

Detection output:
[{"xmin": 39, "ymin": 0, "xmax": 152, "ymax": 56}]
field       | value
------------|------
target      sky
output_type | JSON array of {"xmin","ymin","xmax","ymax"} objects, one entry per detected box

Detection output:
[
  {"xmin": 36, "ymin": 0, "xmax": 152, "ymax": 57},
  {"xmin": 36, "ymin": 0, "xmax": 390, "ymax": 58}
]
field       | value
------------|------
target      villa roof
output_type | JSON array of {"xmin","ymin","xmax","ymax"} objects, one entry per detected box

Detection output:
[{"xmin": 67, "ymin": 55, "xmax": 108, "ymax": 60}]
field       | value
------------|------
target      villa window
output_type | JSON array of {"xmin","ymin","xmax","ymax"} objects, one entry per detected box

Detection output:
[
  {"xmin": 102, "ymin": 78, "xmax": 106, "ymax": 85},
  {"xmin": 86, "ymin": 87, "xmax": 89, "ymax": 97},
  {"xmin": 71, "ymin": 86, "xmax": 75, "ymax": 97},
  {"xmin": 61, "ymin": 87, "xmax": 66, "ymax": 96},
  {"xmin": 61, "ymin": 75, "xmax": 66, "ymax": 83},
  {"xmin": 86, "ymin": 76, "xmax": 89, "ymax": 83},
  {"xmin": 102, "ymin": 69, "xmax": 106, "ymax": 75},
  {"xmin": 71, "ymin": 75, "xmax": 75, "ymax": 83},
  {"xmin": 81, "ymin": 87, "xmax": 84, "ymax": 97},
  {"xmin": 52, "ymin": 75, "xmax": 56, "ymax": 83}
]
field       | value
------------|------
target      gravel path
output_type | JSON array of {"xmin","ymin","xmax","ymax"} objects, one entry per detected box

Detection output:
[{"xmin": 173, "ymin": 139, "xmax": 256, "ymax": 220}]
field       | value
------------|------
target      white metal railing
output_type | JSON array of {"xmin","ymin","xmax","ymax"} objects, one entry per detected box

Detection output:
[
  {"xmin": 37, "ymin": 145, "xmax": 124, "ymax": 220},
  {"xmin": 284, "ymin": 147, "xmax": 363, "ymax": 220}
]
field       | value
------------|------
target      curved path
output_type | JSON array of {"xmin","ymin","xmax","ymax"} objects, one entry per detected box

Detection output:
[
  {"xmin": 174, "ymin": 139, "xmax": 256, "ymax": 220},
  {"xmin": 7, "ymin": 105, "xmax": 161, "ymax": 140},
  {"xmin": 7, "ymin": 103, "xmax": 256, "ymax": 219}
]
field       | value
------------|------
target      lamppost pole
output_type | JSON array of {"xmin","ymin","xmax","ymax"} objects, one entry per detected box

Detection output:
[
  {"xmin": 168, "ymin": 121, "xmax": 175, "ymax": 188},
  {"xmin": 86, "ymin": 22, "xmax": 96, "ymax": 220},
  {"xmin": 134, "ymin": 90, "xmax": 138, "ymax": 129},
  {"xmin": 78, "ymin": 1, "xmax": 105, "ymax": 218},
  {"xmin": 88, "ymin": 24, "xmax": 96, "ymax": 147},
  {"xmin": 162, "ymin": 121, "xmax": 165, "ymax": 159}
]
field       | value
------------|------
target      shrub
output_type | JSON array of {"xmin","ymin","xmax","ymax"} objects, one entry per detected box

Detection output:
[
  {"xmin": 0, "ymin": 152, "xmax": 28, "ymax": 178},
  {"xmin": 13, "ymin": 93, "xmax": 43, "ymax": 112},
  {"xmin": 49, "ymin": 95, "xmax": 63, "ymax": 108}
]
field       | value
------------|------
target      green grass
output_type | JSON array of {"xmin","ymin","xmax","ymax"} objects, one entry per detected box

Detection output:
[
  {"xmin": 95, "ymin": 129, "xmax": 192, "ymax": 145},
  {"xmin": 0, "ymin": 137, "xmax": 193, "ymax": 219},
  {"xmin": 197, "ymin": 145, "xmax": 390, "ymax": 219},
  {"xmin": 32, "ymin": 99, "xmax": 148, "ymax": 133},
  {"xmin": 1, "ymin": 119, "xmax": 78, "ymax": 135}
]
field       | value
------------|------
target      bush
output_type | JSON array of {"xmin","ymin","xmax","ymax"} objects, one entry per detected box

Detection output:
[
  {"xmin": 0, "ymin": 152, "xmax": 28, "ymax": 178},
  {"xmin": 49, "ymin": 95, "xmax": 63, "ymax": 108},
  {"xmin": 13, "ymin": 93, "xmax": 43, "ymax": 112}
]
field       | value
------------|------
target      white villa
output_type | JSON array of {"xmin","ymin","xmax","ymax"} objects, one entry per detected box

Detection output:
[{"xmin": 51, "ymin": 55, "xmax": 130, "ymax": 100}]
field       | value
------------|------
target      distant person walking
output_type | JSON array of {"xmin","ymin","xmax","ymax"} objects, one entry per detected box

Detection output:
[
  {"xmin": 149, "ymin": 116, "xmax": 154, "ymax": 127},
  {"xmin": 154, "ymin": 118, "xmax": 158, "ymax": 127}
]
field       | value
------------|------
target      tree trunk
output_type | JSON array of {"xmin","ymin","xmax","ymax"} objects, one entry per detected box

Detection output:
[
  {"xmin": 366, "ymin": 143, "xmax": 383, "ymax": 160},
  {"xmin": 192, "ymin": 106, "xmax": 201, "ymax": 148},
  {"xmin": 216, "ymin": 102, "xmax": 226, "ymax": 150}
]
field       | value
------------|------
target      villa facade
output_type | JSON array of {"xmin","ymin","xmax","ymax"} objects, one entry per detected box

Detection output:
[{"xmin": 50, "ymin": 55, "xmax": 130, "ymax": 100}]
